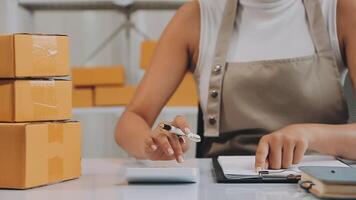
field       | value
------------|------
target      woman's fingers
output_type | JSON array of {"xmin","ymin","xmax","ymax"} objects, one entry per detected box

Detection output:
[
  {"xmin": 261, "ymin": 135, "xmax": 295, "ymax": 169},
  {"xmin": 169, "ymin": 115, "xmax": 192, "ymax": 162},
  {"xmin": 144, "ymin": 137, "xmax": 166, "ymax": 161},
  {"xmin": 181, "ymin": 138, "xmax": 190, "ymax": 153},
  {"xmin": 255, "ymin": 136, "xmax": 269, "ymax": 171},
  {"xmin": 293, "ymin": 139, "xmax": 308, "ymax": 164},
  {"xmin": 268, "ymin": 135, "xmax": 283, "ymax": 169},
  {"xmin": 153, "ymin": 133, "xmax": 175, "ymax": 157},
  {"xmin": 167, "ymin": 133, "xmax": 184, "ymax": 163},
  {"xmin": 282, "ymin": 139, "xmax": 295, "ymax": 169},
  {"xmin": 255, "ymin": 125, "xmax": 310, "ymax": 170},
  {"xmin": 178, "ymin": 136, "xmax": 186, "ymax": 144},
  {"xmin": 144, "ymin": 137, "xmax": 157, "ymax": 152},
  {"xmin": 145, "ymin": 116, "xmax": 192, "ymax": 162},
  {"xmin": 172, "ymin": 115, "xmax": 191, "ymax": 135}
]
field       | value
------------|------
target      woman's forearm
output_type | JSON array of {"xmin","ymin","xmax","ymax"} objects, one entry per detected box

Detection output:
[
  {"xmin": 115, "ymin": 2, "xmax": 200, "ymax": 160},
  {"xmin": 308, "ymin": 123, "xmax": 356, "ymax": 160},
  {"xmin": 115, "ymin": 111, "xmax": 152, "ymax": 159}
]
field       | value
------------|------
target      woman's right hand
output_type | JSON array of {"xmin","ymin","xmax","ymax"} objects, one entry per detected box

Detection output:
[{"xmin": 144, "ymin": 115, "xmax": 191, "ymax": 163}]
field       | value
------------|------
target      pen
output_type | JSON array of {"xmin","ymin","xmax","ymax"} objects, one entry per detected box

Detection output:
[{"xmin": 159, "ymin": 123, "xmax": 201, "ymax": 143}]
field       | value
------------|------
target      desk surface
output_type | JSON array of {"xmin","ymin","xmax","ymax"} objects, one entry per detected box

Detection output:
[{"xmin": 0, "ymin": 159, "xmax": 319, "ymax": 200}]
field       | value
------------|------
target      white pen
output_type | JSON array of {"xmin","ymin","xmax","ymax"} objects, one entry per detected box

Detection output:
[{"xmin": 159, "ymin": 123, "xmax": 201, "ymax": 143}]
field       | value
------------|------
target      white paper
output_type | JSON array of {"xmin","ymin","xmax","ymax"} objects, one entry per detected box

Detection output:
[{"xmin": 218, "ymin": 155, "xmax": 349, "ymax": 176}]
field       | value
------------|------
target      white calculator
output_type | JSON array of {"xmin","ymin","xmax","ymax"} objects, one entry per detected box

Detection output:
[{"xmin": 125, "ymin": 160, "xmax": 199, "ymax": 183}]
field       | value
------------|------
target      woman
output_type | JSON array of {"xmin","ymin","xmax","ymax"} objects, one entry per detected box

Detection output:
[{"xmin": 116, "ymin": 0, "xmax": 356, "ymax": 169}]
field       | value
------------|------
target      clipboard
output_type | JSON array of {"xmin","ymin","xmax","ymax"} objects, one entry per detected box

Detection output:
[
  {"xmin": 212, "ymin": 156, "xmax": 350, "ymax": 184},
  {"xmin": 212, "ymin": 157, "xmax": 299, "ymax": 183}
]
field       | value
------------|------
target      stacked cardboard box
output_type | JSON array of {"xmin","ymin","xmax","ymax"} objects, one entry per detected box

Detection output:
[
  {"xmin": 73, "ymin": 87, "xmax": 95, "ymax": 108},
  {"xmin": 71, "ymin": 65, "xmax": 130, "ymax": 107},
  {"xmin": 95, "ymin": 85, "xmax": 136, "ymax": 106},
  {"xmin": 167, "ymin": 73, "xmax": 198, "ymax": 106},
  {"xmin": 140, "ymin": 40, "xmax": 157, "ymax": 70},
  {"xmin": 0, "ymin": 34, "xmax": 81, "ymax": 189},
  {"xmin": 71, "ymin": 40, "xmax": 198, "ymax": 108},
  {"xmin": 141, "ymin": 40, "xmax": 198, "ymax": 106}
]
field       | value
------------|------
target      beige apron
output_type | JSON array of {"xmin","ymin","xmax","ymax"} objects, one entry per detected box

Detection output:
[{"xmin": 200, "ymin": 0, "xmax": 349, "ymax": 157}]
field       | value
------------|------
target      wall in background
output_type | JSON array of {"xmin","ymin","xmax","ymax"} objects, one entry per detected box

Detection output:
[
  {"xmin": 0, "ymin": 1, "xmax": 175, "ymax": 84},
  {"xmin": 32, "ymin": 9, "xmax": 175, "ymax": 84},
  {"xmin": 0, "ymin": 1, "xmax": 8, "ymax": 33},
  {"xmin": 0, "ymin": 1, "xmax": 197, "ymax": 158},
  {"xmin": 0, "ymin": 0, "xmax": 33, "ymax": 33}
]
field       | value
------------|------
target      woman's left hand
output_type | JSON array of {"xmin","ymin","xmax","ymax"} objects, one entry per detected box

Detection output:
[{"xmin": 255, "ymin": 124, "xmax": 317, "ymax": 171}]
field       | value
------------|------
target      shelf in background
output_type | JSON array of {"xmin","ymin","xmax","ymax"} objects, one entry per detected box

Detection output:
[{"xmin": 18, "ymin": 0, "xmax": 187, "ymax": 11}]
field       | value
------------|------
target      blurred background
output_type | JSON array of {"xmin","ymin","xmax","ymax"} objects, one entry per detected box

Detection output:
[
  {"xmin": 0, "ymin": 0, "xmax": 197, "ymax": 159},
  {"xmin": 2, "ymin": 0, "xmax": 356, "ymax": 160}
]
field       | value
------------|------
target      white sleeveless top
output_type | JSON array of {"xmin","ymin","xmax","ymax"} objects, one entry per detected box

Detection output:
[{"xmin": 195, "ymin": 0, "xmax": 347, "ymax": 112}]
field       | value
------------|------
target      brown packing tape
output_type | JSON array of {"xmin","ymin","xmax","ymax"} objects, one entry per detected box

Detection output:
[
  {"xmin": 48, "ymin": 156, "xmax": 63, "ymax": 184},
  {"xmin": 31, "ymin": 35, "xmax": 58, "ymax": 75},
  {"xmin": 30, "ymin": 80, "xmax": 58, "ymax": 120},
  {"xmin": 47, "ymin": 123, "xmax": 64, "ymax": 184},
  {"xmin": 48, "ymin": 123, "xmax": 64, "ymax": 144}
]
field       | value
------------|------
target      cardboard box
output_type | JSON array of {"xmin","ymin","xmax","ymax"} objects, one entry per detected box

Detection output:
[
  {"xmin": 72, "ymin": 66, "xmax": 125, "ymax": 86},
  {"xmin": 140, "ymin": 40, "xmax": 157, "ymax": 69},
  {"xmin": 0, "ymin": 121, "xmax": 81, "ymax": 189},
  {"xmin": 95, "ymin": 85, "xmax": 136, "ymax": 106},
  {"xmin": 94, "ymin": 73, "xmax": 197, "ymax": 107},
  {"xmin": 167, "ymin": 73, "xmax": 198, "ymax": 107},
  {"xmin": 0, "ymin": 80, "xmax": 72, "ymax": 122},
  {"xmin": 0, "ymin": 34, "xmax": 70, "ymax": 78},
  {"xmin": 73, "ymin": 87, "xmax": 94, "ymax": 108}
]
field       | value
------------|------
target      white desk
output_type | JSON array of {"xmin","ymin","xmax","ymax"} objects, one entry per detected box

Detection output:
[{"xmin": 0, "ymin": 159, "xmax": 321, "ymax": 200}]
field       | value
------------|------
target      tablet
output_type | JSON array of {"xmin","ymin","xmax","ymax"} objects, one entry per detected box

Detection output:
[{"xmin": 125, "ymin": 160, "xmax": 199, "ymax": 183}]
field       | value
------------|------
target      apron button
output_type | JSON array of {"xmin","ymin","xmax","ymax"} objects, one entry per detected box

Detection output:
[
  {"xmin": 210, "ymin": 90, "xmax": 218, "ymax": 98},
  {"xmin": 208, "ymin": 116, "xmax": 217, "ymax": 125},
  {"xmin": 213, "ymin": 65, "xmax": 223, "ymax": 74}
]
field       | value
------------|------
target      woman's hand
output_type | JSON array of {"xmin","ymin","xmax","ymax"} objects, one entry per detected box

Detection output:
[
  {"xmin": 255, "ymin": 124, "xmax": 317, "ymax": 170},
  {"xmin": 143, "ymin": 116, "xmax": 191, "ymax": 163}
]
